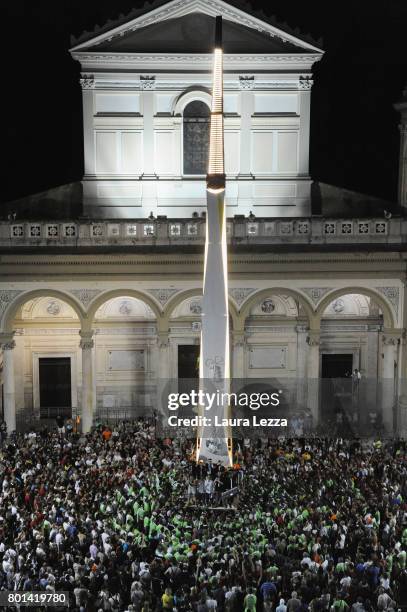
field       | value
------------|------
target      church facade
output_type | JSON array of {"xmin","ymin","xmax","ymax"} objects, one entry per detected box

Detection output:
[{"xmin": 0, "ymin": 0, "xmax": 406, "ymax": 435}]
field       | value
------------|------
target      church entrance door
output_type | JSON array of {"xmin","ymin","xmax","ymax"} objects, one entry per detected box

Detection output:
[
  {"xmin": 39, "ymin": 357, "xmax": 72, "ymax": 418},
  {"xmin": 177, "ymin": 345, "xmax": 199, "ymax": 402},
  {"xmin": 321, "ymin": 353, "xmax": 354, "ymax": 433}
]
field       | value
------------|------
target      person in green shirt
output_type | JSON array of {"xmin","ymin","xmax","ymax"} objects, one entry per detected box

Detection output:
[{"xmin": 244, "ymin": 588, "xmax": 257, "ymax": 612}]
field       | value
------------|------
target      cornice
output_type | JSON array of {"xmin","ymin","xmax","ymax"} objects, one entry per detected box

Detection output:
[
  {"xmin": 87, "ymin": 76, "xmax": 309, "ymax": 91},
  {"xmin": 72, "ymin": 52, "xmax": 321, "ymax": 72},
  {"xmin": 0, "ymin": 254, "xmax": 405, "ymax": 267}
]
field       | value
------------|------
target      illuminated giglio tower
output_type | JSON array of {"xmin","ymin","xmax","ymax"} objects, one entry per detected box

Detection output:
[{"xmin": 196, "ymin": 17, "xmax": 232, "ymax": 466}]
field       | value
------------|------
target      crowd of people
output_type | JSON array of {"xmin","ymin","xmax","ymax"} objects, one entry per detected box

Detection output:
[{"xmin": 0, "ymin": 420, "xmax": 406, "ymax": 611}]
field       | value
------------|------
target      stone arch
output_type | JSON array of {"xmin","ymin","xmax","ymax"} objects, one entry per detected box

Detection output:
[
  {"xmin": 316, "ymin": 287, "xmax": 395, "ymax": 329},
  {"xmin": 240, "ymin": 288, "xmax": 317, "ymax": 329},
  {"xmin": 173, "ymin": 87, "xmax": 211, "ymax": 115},
  {"xmin": 87, "ymin": 290, "xmax": 162, "ymax": 332},
  {"xmin": 1, "ymin": 289, "xmax": 85, "ymax": 333},
  {"xmin": 163, "ymin": 288, "xmax": 240, "ymax": 331}
]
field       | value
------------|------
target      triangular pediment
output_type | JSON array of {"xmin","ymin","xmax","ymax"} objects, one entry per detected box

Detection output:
[{"xmin": 71, "ymin": 0, "xmax": 323, "ymax": 54}]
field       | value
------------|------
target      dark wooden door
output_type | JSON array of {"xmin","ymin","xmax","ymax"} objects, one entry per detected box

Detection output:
[{"xmin": 39, "ymin": 357, "xmax": 71, "ymax": 416}]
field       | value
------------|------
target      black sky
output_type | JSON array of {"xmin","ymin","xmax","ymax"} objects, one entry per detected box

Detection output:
[{"xmin": 3, "ymin": 0, "xmax": 407, "ymax": 204}]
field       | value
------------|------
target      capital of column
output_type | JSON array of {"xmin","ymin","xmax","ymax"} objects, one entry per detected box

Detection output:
[
  {"xmin": 295, "ymin": 324, "xmax": 309, "ymax": 334},
  {"xmin": 140, "ymin": 76, "xmax": 156, "ymax": 90},
  {"xmin": 157, "ymin": 332, "xmax": 169, "ymax": 348},
  {"xmin": 239, "ymin": 76, "xmax": 255, "ymax": 90},
  {"xmin": 0, "ymin": 333, "xmax": 16, "ymax": 351},
  {"xmin": 79, "ymin": 330, "xmax": 94, "ymax": 350},
  {"xmin": 306, "ymin": 331, "xmax": 320, "ymax": 347},
  {"xmin": 232, "ymin": 332, "xmax": 246, "ymax": 348},
  {"xmin": 79, "ymin": 74, "xmax": 95, "ymax": 89},
  {"xmin": 382, "ymin": 330, "xmax": 403, "ymax": 346}
]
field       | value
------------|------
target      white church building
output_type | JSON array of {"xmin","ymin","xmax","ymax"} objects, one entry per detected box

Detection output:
[{"xmin": 0, "ymin": 0, "xmax": 406, "ymax": 435}]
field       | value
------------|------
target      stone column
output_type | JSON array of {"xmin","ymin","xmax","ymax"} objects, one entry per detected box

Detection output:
[
  {"xmin": 238, "ymin": 79, "xmax": 254, "ymax": 177},
  {"xmin": 366, "ymin": 324, "xmax": 380, "ymax": 412},
  {"xmin": 298, "ymin": 78, "xmax": 313, "ymax": 176},
  {"xmin": 155, "ymin": 332, "xmax": 170, "ymax": 418},
  {"xmin": 172, "ymin": 117, "xmax": 182, "ymax": 177},
  {"xmin": 80, "ymin": 331, "xmax": 95, "ymax": 434},
  {"xmin": 400, "ymin": 283, "xmax": 407, "ymax": 382},
  {"xmin": 306, "ymin": 331, "xmax": 320, "ymax": 426},
  {"xmin": 141, "ymin": 79, "xmax": 156, "ymax": 178},
  {"xmin": 13, "ymin": 330, "xmax": 25, "ymax": 419},
  {"xmin": 380, "ymin": 332, "xmax": 401, "ymax": 434},
  {"xmin": 157, "ymin": 332, "xmax": 170, "ymax": 379},
  {"xmin": 0, "ymin": 335, "xmax": 16, "ymax": 433},
  {"xmin": 232, "ymin": 332, "xmax": 245, "ymax": 380},
  {"xmin": 237, "ymin": 78, "xmax": 254, "ymax": 213},
  {"xmin": 296, "ymin": 324, "xmax": 308, "ymax": 408},
  {"xmin": 79, "ymin": 76, "xmax": 96, "ymax": 177},
  {"xmin": 399, "ymin": 393, "xmax": 407, "ymax": 438}
]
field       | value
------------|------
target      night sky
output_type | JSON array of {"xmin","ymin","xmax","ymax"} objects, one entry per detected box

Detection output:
[{"xmin": 3, "ymin": 0, "xmax": 407, "ymax": 204}]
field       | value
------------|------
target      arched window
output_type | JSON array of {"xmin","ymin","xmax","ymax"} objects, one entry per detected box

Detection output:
[{"xmin": 183, "ymin": 100, "xmax": 210, "ymax": 175}]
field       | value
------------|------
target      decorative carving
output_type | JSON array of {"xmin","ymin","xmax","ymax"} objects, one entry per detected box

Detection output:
[
  {"xmin": 63, "ymin": 224, "xmax": 77, "ymax": 238},
  {"xmin": 157, "ymin": 333, "xmax": 169, "ymax": 348},
  {"xmin": 239, "ymin": 76, "xmax": 255, "ymax": 90},
  {"xmin": 11, "ymin": 225, "xmax": 24, "ymax": 238},
  {"xmin": 299, "ymin": 76, "xmax": 313, "ymax": 90},
  {"xmin": 375, "ymin": 286, "xmax": 400, "ymax": 318},
  {"xmin": 297, "ymin": 222, "xmax": 309, "ymax": 235},
  {"xmin": 280, "ymin": 222, "xmax": 293, "ymax": 235},
  {"xmin": 247, "ymin": 222, "xmax": 259, "ymax": 236},
  {"xmin": 126, "ymin": 224, "xmax": 138, "ymax": 237},
  {"xmin": 301, "ymin": 287, "xmax": 331, "ymax": 304},
  {"xmin": 46, "ymin": 300, "xmax": 61, "ymax": 316},
  {"xmin": 306, "ymin": 333, "xmax": 320, "ymax": 347},
  {"xmin": 375, "ymin": 222, "xmax": 387, "ymax": 234},
  {"xmin": 0, "ymin": 290, "xmax": 23, "ymax": 318},
  {"xmin": 186, "ymin": 224, "xmax": 199, "ymax": 236},
  {"xmin": 73, "ymin": 54, "xmax": 322, "ymax": 68},
  {"xmin": 295, "ymin": 324, "xmax": 309, "ymax": 333},
  {"xmin": 261, "ymin": 299, "xmax": 275, "ymax": 313},
  {"xmin": 91, "ymin": 224, "xmax": 104, "ymax": 237},
  {"xmin": 29, "ymin": 225, "xmax": 41, "ymax": 238},
  {"xmin": 148, "ymin": 288, "xmax": 179, "ymax": 306},
  {"xmin": 233, "ymin": 333, "xmax": 245, "ymax": 347},
  {"xmin": 71, "ymin": 289, "xmax": 102, "ymax": 308},
  {"xmin": 46, "ymin": 225, "xmax": 59, "ymax": 238},
  {"xmin": 189, "ymin": 301, "xmax": 202, "ymax": 315},
  {"xmin": 358, "ymin": 222, "xmax": 369, "ymax": 234},
  {"xmin": 382, "ymin": 335, "xmax": 399, "ymax": 346},
  {"xmin": 229, "ymin": 288, "xmax": 255, "ymax": 307},
  {"xmin": 79, "ymin": 330, "xmax": 94, "ymax": 350},
  {"xmin": 1, "ymin": 340, "xmax": 16, "ymax": 351},
  {"xmin": 324, "ymin": 222, "xmax": 336, "ymax": 235},
  {"xmin": 79, "ymin": 74, "xmax": 95, "ymax": 89},
  {"xmin": 119, "ymin": 300, "xmax": 133, "ymax": 315},
  {"xmin": 140, "ymin": 76, "xmax": 156, "ymax": 90},
  {"xmin": 332, "ymin": 298, "xmax": 345, "ymax": 313},
  {"xmin": 80, "ymin": 339, "xmax": 94, "ymax": 350},
  {"xmin": 169, "ymin": 224, "xmax": 182, "ymax": 237},
  {"xmin": 341, "ymin": 222, "xmax": 352, "ymax": 235}
]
